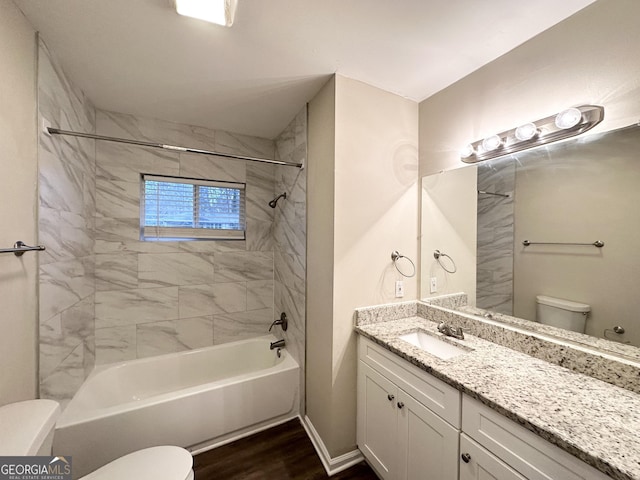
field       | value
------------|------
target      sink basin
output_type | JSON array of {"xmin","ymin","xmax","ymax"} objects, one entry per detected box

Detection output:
[{"xmin": 399, "ymin": 331, "xmax": 468, "ymax": 360}]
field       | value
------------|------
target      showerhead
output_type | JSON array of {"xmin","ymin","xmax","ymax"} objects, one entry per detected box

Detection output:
[{"xmin": 269, "ymin": 192, "xmax": 287, "ymax": 208}]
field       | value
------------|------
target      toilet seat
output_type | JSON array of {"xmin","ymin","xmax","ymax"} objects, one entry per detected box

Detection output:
[{"xmin": 80, "ymin": 446, "xmax": 193, "ymax": 480}]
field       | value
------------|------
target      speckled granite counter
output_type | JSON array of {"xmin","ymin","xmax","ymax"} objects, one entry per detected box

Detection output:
[{"xmin": 355, "ymin": 306, "xmax": 640, "ymax": 480}]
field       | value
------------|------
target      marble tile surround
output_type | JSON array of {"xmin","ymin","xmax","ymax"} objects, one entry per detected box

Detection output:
[
  {"xmin": 274, "ymin": 106, "xmax": 307, "ymax": 414},
  {"xmin": 38, "ymin": 38, "xmax": 96, "ymax": 407},
  {"xmin": 38, "ymin": 52, "xmax": 307, "ymax": 403},
  {"xmin": 93, "ymin": 110, "xmax": 280, "ymax": 367}
]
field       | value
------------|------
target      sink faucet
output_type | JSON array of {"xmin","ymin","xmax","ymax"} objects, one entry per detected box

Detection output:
[
  {"xmin": 437, "ymin": 322, "xmax": 464, "ymax": 340},
  {"xmin": 270, "ymin": 339, "xmax": 285, "ymax": 350}
]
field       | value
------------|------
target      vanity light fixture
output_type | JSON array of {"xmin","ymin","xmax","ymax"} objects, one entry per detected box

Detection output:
[
  {"xmin": 175, "ymin": 0, "xmax": 238, "ymax": 27},
  {"xmin": 460, "ymin": 105, "xmax": 604, "ymax": 164}
]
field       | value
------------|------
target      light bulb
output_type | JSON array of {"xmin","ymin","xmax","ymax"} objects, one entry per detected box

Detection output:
[
  {"xmin": 460, "ymin": 144, "xmax": 475, "ymax": 158},
  {"xmin": 482, "ymin": 135, "xmax": 502, "ymax": 152},
  {"xmin": 514, "ymin": 122, "xmax": 538, "ymax": 141},
  {"xmin": 555, "ymin": 108, "xmax": 582, "ymax": 129}
]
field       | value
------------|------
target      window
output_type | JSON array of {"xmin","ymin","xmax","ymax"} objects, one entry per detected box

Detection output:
[{"xmin": 141, "ymin": 174, "xmax": 246, "ymax": 241}]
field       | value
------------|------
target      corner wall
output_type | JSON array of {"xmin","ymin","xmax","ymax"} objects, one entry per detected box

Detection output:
[
  {"xmin": 0, "ymin": 0, "xmax": 38, "ymax": 405},
  {"xmin": 306, "ymin": 75, "xmax": 419, "ymax": 459}
]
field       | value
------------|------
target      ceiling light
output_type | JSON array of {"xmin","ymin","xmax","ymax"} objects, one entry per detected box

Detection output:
[
  {"xmin": 514, "ymin": 122, "xmax": 538, "ymax": 141},
  {"xmin": 482, "ymin": 135, "xmax": 502, "ymax": 152},
  {"xmin": 175, "ymin": 0, "xmax": 237, "ymax": 27},
  {"xmin": 554, "ymin": 107, "xmax": 583, "ymax": 130}
]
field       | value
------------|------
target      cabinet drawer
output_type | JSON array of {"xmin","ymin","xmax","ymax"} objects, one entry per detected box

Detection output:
[
  {"xmin": 359, "ymin": 336, "xmax": 461, "ymax": 428},
  {"xmin": 462, "ymin": 396, "xmax": 610, "ymax": 480},
  {"xmin": 460, "ymin": 434, "xmax": 526, "ymax": 480}
]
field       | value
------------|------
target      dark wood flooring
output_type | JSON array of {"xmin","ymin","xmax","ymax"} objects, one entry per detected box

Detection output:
[{"xmin": 193, "ymin": 419, "xmax": 379, "ymax": 480}]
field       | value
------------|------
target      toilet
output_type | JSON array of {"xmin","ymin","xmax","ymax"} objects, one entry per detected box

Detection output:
[
  {"xmin": 0, "ymin": 399, "xmax": 194, "ymax": 480},
  {"xmin": 536, "ymin": 295, "xmax": 590, "ymax": 333}
]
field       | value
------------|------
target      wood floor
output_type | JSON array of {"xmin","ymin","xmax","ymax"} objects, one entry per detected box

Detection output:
[{"xmin": 193, "ymin": 419, "xmax": 379, "ymax": 480}]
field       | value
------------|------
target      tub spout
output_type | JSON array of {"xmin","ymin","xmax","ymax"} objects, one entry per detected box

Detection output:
[{"xmin": 270, "ymin": 339, "xmax": 285, "ymax": 350}]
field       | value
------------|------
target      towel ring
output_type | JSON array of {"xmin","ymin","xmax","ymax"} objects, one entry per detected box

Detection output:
[
  {"xmin": 391, "ymin": 251, "xmax": 416, "ymax": 278},
  {"xmin": 433, "ymin": 250, "xmax": 457, "ymax": 274}
]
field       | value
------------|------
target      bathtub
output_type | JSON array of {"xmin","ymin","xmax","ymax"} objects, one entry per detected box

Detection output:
[{"xmin": 53, "ymin": 335, "xmax": 299, "ymax": 478}]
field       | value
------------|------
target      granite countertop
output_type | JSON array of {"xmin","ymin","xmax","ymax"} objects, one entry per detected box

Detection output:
[{"xmin": 355, "ymin": 315, "xmax": 640, "ymax": 480}]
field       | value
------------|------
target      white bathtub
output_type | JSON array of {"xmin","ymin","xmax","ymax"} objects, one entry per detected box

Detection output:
[{"xmin": 54, "ymin": 335, "xmax": 299, "ymax": 478}]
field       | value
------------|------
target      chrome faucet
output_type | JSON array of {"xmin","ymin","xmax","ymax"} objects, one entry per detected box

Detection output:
[
  {"xmin": 270, "ymin": 339, "xmax": 286, "ymax": 350},
  {"xmin": 437, "ymin": 322, "xmax": 465, "ymax": 340}
]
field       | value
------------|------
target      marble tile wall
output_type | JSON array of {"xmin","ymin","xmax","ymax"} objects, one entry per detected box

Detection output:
[
  {"xmin": 93, "ymin": 110, "xmax": 279, "ymax": 365},
  {"xmin": 37, "ymin": 39, "xmax": 97, "ymax": 407},
  {"xmin": 273, "ymin": 106, "xmax": 307, "ymax": 413},
  {"xmin": 476, "ymin": 159, "xmax": 515, "ymax": 315},
  {"xmin": 37, "ymin": 40, "xmax": 307, "ymax": 404}
]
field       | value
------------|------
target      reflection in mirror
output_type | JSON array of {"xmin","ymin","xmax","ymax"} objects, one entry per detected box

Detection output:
[{"xmin": 421, "ymin": 124, "xmax": 640, "ymax": 350}]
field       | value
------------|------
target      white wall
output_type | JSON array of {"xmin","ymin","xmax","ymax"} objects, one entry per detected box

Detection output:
[
  {"xmin": 306, "ymin": 77, "xmax": 336, "ymax": 449},
  {"xmin": 0, "ymin": 0, "xmax": 38, "ymax": 405},
  {"xmin": 306, "ymin": 75, "xmax": 419, "ymax": 457},
  {"xmin": 419, "ymin": 0, "xmax": 640, "ymax": 304},
  {"xmin": 420, "ymin": 166, "xmax": 477, "ymax": 301}
]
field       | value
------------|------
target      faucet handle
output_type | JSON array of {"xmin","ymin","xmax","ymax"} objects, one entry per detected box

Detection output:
[{"xmin": 269, "ymin": 312, "xmax": 288, "ymax": 332}]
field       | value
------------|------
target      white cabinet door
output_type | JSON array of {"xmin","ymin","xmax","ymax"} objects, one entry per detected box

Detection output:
[
  {"xmin": 358, "ymin": 361, "xmax": 399, "ymax": 480},
  {"xmin": 459, "ymin": 434, "xmax": 526, "ymax": 480},
  {"xmin": 396, "ymin": 390, "xmax": 459, "ymax": 480}
]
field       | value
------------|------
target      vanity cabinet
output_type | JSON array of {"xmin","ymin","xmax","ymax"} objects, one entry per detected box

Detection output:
[
  {"xmin": 357, "ymin": 337, "xmax": 461, "ymax": 480},
  {"xmin": 357, "ymin": 335, "xmax": 614, "ymax": 480}
]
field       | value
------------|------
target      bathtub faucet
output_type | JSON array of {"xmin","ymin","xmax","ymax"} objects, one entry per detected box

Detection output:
[
  {"xmin": 269, "ymin": 312, "xmax": 288, "ymax": 332},
  {"xmin": 270, "ymin": 339, "xmax": 285, "ymax": 350}
]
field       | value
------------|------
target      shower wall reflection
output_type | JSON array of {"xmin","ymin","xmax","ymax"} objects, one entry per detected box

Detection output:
[{"xmin": 476, "ymin": 161, "xmax": 515, "ymax": 315}]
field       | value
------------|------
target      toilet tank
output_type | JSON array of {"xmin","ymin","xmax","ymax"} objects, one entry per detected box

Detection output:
[
  {"xmin": 0, "ymin": 400, "xmax": 60, "ymax": 456},
  {"xmin": 535, "ymin": 295, "xmax": 590, "ymax": 333}
]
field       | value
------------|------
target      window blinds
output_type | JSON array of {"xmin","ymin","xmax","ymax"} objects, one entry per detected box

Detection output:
[{"xmin": 141, "ymin": 174, "xmax": 246, "ymax": 240}]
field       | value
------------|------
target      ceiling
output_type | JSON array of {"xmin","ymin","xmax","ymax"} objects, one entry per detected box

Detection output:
[{"xmin": 14, "ymin": 0, "xmax": 596, "ymax": 139}]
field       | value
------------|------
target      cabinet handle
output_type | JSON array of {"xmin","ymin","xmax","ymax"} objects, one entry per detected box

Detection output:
[
  {"xmin": 461, "ymin": 453, "xmax": 471, "ymax": 463},
  {"xmin": 387, "ymin": 394, "xmax": 395, "ymax": 401},
  {"xmin": 397, "ymin": 402, "xmax": 405, "ymax": 409}
]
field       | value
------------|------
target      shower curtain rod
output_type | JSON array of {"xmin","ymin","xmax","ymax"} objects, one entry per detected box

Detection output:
[{"xmin": 46, "ymin": 127, "xmax": 304, "ymax": 168}]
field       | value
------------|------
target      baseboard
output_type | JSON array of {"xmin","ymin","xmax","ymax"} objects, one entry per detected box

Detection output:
[{"xmin": 301, "ymin": 415, "xmax": 365, "ymax": 476}]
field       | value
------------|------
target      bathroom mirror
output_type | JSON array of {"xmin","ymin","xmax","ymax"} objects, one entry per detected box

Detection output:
[{"xmin": 421, "ymin": 123, "xmax": 640, "ymax": 351}]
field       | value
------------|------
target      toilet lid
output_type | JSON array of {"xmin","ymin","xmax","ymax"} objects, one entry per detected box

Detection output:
[{"xmin": 80, "ymin": 446, "xmax": 193, "ymax": 480}]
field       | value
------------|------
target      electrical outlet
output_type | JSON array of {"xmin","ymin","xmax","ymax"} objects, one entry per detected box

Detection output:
[
  {"xmin": 395, "ymin": 280, "xmax": 404, "ymax": 298},
  {"xmin": 430, "ymin": 277, "xmax": 437, "ymax": 293}
]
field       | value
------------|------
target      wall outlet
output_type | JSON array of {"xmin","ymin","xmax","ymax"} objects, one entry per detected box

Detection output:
[
  {"xmin": 395, "ymin": 280, "xmax": 404, "ymax": 298},
  {"xmin": 430, "ymin": 277, "xmax": 437, "ymax": 294}
]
